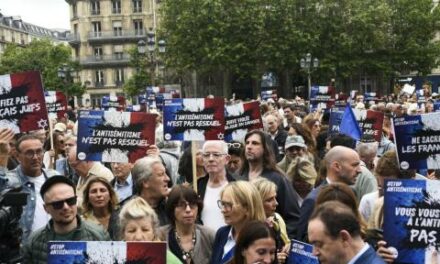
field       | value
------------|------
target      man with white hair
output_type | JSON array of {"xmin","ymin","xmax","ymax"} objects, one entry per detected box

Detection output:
[
  {"xmin": 264, "ymin": 113, "xmax": 288, "ymax": 161},
  {"xmin": 198, "ymin": 140, "xmax": 237, "ymax": 231}
]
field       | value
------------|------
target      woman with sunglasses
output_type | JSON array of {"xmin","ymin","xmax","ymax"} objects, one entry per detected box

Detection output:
[
  {"xmin": 211, "ymin": 181, "xmax": 267, "ymax": 264},
  {"xmin": 81, "ymin": 177, "xmax": 119, "ymax": 239},
  {"xmin": 160, "ymin": 185, "xmax": 215, "ymax": 264}
]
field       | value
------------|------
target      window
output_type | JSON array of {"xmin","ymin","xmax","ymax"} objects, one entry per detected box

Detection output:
[
  {"xmin": 112, "ymin": 0, "xmax": 121, "ymax": 14},
  {"xmin": 114, "ymin": 45, "xmax": 123, "ymax": 59},
  {"xmin": 133, "ymin": 20, "xmax": 143, "ymax": 35},
  {"xmin": 133, "ymin": 0, "xmax": 142, "ymax": 13},
  {"xmin": 95, "ymin": 70, "xmax": 104, "ymax": 86},
  {"xmin": 94, "ymin": 47, "xmax": 103, "ymax": 60},
  {"xmin": 113, "ymin": 21, "xmax": 122, "ymax": 36},
  {"xmin": 115, "ymin": 69, "xmax": 124, "ymax": 85},
  {"xmin": 92, "ymin": 22, "xmax": 102, "ymax": 37},
  {"xmin": 91, "ymin": 1, "xmax": 100, "ymax": 15},
  {"xmin": 72, "ymin": 3, "xmax": 78, "ymax": 18}
]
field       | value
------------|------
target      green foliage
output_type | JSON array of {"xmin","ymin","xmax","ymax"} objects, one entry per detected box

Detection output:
[
  {"xmin": 0, "ymin": 38, "xmax": 85, "ymax": 96},
  {"xmin": 160, "ymin": 0, "xmax": 440, "ymax": 90},
  {"xmin": 123, "ymin": 47, "xmax": 151, "ymax": 96}
]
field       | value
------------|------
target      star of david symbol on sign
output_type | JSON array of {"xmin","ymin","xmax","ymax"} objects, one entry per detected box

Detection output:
[
  {"xmin": 37, "ymin": 119, "xmax": 48, "ymax": 129},
  {"xmin": 217, "ymin": 132, "xmax": 224, "ymax": 140}
]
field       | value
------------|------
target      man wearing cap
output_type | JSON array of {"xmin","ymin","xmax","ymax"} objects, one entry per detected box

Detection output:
[
  {"xmin": 22, "ymin": 176, "xmax": 110, "ymax": 263},
  {"xmin": 277, "ymin": 135, "xmax": 308, "ymax": 173}
]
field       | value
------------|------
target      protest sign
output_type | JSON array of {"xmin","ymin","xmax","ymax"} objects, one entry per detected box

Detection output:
[
  {"xmin": 384, "ymin": 179, "xmax": 440, "ymax": 264},
  {"xmin": 163, "ymin": 98, "xmax": 225, "ymax": 141},
  {"xmin": 47, "ymin": 241, "xmax": 166, "ymax": 264},
  {"xmin": 393, "ymin": 112, "xmax": 440, "ymax": 170},
  {"xmin": 261, "ymin": 89, "xmax": 278, "ymax": 101},
  {"xmin": 328, "ymin": 108, "xmax": 345, "ymax": 137},
  {"xmin": 352, "ymin": 109, "xmax": 384, "ymax": 142},
  {"xmin": 334, "ymin": 93, "xmax": 348, "ymax": 107},
  {"xmin": 225, "ymin": 101, "xmax": 263, "ymax": 142},
  {"xmin": 77, "ymin": 110, "xmax": 156, "ymax": 163},
  {"xmin": 45, "ymin": 91, "xmax": 67, "ymax": 120},
  {"xmin": 309, "ymin": 86, "xmax": 335, "ymax": 111},
  {"xmin": 0, "ymin": 71, "xmax": 48, "ymax": 133},
  {"xmin": 287, "ymin": 239, "xmax": 319, "ymax": 264},
  {"xmin": 146, "ymin": 86, "xmax": 181, "ymax": 111},
  {"xmin": 101, "ymin": 95, "xmax": 126, "ymax": 111}
]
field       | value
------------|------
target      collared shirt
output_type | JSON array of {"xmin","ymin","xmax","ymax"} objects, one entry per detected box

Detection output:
[
  {"xmin": 222, "ymin": 228, "xmax": 236, "ymax": 261},
  {"xmin": 347, "ymin": 243, "xmax": 370, "ymax": 264},
  {"xmin": 114, "ymin": 173, "xmax": 133, "ymax": 202}
]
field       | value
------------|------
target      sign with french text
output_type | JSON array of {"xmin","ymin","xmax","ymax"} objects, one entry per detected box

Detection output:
[
  {"xmin": 225, "ymin": 101, "xmax": 263, "ymax": 142},
  {"xmin": 101, "ymin": 95, "xmax": 126, "ymax": 111},
  {"xmin": 163, "ymin": 98, "xmax": 225, "ymax": 141},
  {"xmin": 45, "ymin": 91, "xmax": 67, "ymax": 120},
  {"xmin": 77, "ymin": 110, "xmax": 156, "ymax": 163},
  {"xmin": 0, "ymin": 71, "xmax": 48, "ymax": 133},
  {"xmin": 353, "ymin": 109, "xmax": 384, "ymax": 142},
  {"xmin": 384, "ymin": 179, "xmax": 440, "ymax": 264},
  {"xmin": 287, "ymin": 239, "xmax": 319, "ymax": 264},
  {"xmin": 309, "ymin": 86, "xmax": 335, "ymax": 111}
]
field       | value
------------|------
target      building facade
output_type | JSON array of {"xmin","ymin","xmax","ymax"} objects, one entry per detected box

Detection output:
[
  {"xmin": 0, "ymin": 13, "xmax": 68, "ymax": 54},
  {"xmin": 65, "ymin": 0, "xmax": 160, "ymax": 107}
]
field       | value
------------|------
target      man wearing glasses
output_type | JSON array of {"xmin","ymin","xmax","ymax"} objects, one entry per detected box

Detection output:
[
  {"xmin": 5, "ymin": 134, "xmax": 58, "ymax": 243},
  {"xmin": 22, "ymin": 176, "xmax": 110, "ymax": 263}
]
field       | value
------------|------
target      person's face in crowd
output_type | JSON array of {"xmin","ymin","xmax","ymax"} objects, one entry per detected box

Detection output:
[
  {"xmin": 426, "ymin": 103, "xmax": 434, "ymax": 113},
  {"xmin": 67, "ymin": 145, "xmax": 80, "ymax": 168},
  {"xmin": 356, "ymin": 96, "xmax": 364, "ymax": 103},
  {"xmin": 220, "ymin": 191, "xmax": 248, "ymax": 227},
  {"xmin": 88, "ymin": 182, "xmax": 111, "ymax": 210},
  {"xmin": 17, "ymin": 139, "xmax": 44, "ymax": 177},
  {"xmin": 43, "ymin": 183, "xmax": 77, "ymax": 226},
  {"xmin": 64, "ymin": 137, "xmax": 76, "ymax": 154},
  {"xmin": 287, "ymin": 126, "xmax": 297, "ymax": 136},
  {"xmin": 265, "ymin": 116, "xmax": 278, "ymax": 134},
  {"xmin": 262, "ymin": 189, "xmax": 278, "ymax": 217},
  {"xmin": 376, "ymin": 173, "xmax": 398, "ymax": 197},
  {"xmin": 195, "ymin": 150, "xmax": 204, "ymax": 167},
  {"xmin": 144, "ymin": 162, "xmax": 170, "ymax": 199},
  {"xmin": 283, "ymin": 107, "xmax": 295, "ymax": 122},
  {"xmin": 245, "ymin": 134, "xmax": 264, "ymax": 163},
  {"xmin": 111, "ymin": 162, "xmax": 133, "ymax": 181},
  {"xmin": 337, "ymin": 152, "xmax": 361, "ymax": 185},
  {"xmin": 202, "ymin": 142, "xmax": 230, "ymax": 175},
  {"xmin": 242, "ymin": 237, "xmax": 277, "ymax": 264},
  {"xmin": 285, "ymin": 146, "xmax": 305, "ymax": 160},
  {"xmin": 293, "ymin": 178, "xmax": 313, "ymax": 199},
  {"xmin": 174, "ymin": 199, "xmax": 198, "ymax": 226},
  {"xmin": 311, "ymin": 121, "xmax": 321, "ymax": 138},
  {"xmin": 227, "ymin": 154, "xmax": 243, "ymax": 174},
  {"xmin": 308, "ymin": 218, "xmax": 346, "ymax": 264},
  {"xmin": 56, "ymin": 134, "xmax": 65, "ymax": 153},
  {"xmin": 360, "ymin": 152, "xmax": 376, "ymax": 171},
  {"xmin": 123, "ymin": 217, "xmax": 155, "ymax": 241}
]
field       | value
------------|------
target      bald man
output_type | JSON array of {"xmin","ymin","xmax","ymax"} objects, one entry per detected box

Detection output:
[{"xmin": 295, "ymin": 146, "xmax": 362, "ymax": 242}]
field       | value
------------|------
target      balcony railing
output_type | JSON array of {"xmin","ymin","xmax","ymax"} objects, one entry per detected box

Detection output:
[
  {"xmin": 77, "ymin": 54, "xmax": 131, "ymax": 67},
  {"xmin": 66, "ymin": 33, "xmax": 80, "ymax": 44},
  {"xmin": 91, "ymin": 9, "xmax": 101, "ymax": 15},
  {"xmin": 112, "ymin": 8, "xmax": 121, "ymax": 14},
  {"xmin": 87, "ymin": 30, "xmax": 146, "ymax": 42},
  {"xmin": 95, "ymin": 81, "xmax": 105, "ymax": 88}
]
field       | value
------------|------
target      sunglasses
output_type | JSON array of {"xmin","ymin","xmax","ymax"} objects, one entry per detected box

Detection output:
[
  {"xmin": 227, "ymin": 142, "xmax": 242, "ymax": 149},
  {"xmin": 46, "ymin": 196, "xmax": 77, "ymax": 210}
]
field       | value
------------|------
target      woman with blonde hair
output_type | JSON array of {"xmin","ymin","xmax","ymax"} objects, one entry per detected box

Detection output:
[
  {"xmin": 210, "ymin": 181, "xmax": 266, "ymax": 264},
  {"xmin": 81, "ymin": 177, "xmax": 119, "ymax": 239},
  {"xmin": 119, "ymin": 197, "xmax": 182, "ymax": 263},
  {"xmin": 253, "ymin": 178, "xmax": 290, "ymax": 264}
]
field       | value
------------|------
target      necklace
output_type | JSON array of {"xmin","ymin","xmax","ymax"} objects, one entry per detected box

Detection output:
[{"xmin": 175, "ymin": 228, "xmax": 196, "ymax": 262}]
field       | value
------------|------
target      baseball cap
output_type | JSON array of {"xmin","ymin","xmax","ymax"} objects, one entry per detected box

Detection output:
[
  {"xmin": 40, "ymin": 175, "xmax": 76, "ymax": 199},
  {"xmin": 285, "ymin": 135, "xmax": 307, "ymax": 149},
  {"xmin": 54, "ymin": 123, "xmax": 67, "ymax": 132}
]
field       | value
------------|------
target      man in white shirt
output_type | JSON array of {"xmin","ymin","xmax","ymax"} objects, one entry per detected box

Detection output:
[{"xmin": 197, "ymin": 140, "xmax": 236, "ymax": 231}]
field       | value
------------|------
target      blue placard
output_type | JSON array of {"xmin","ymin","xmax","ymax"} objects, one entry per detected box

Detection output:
[
  {"xmin": 328, "ymin": 108, "xmax": 344, "ymax": 136},
  {"xmin": 287, "ymin": 239, "xmax": 319, "ymax": 264},
  {"xmin": 383, "ymin": 179, "xmax": 440, "ymax": 264}
]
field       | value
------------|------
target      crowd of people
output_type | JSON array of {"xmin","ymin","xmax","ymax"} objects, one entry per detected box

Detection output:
[{"xmin": 0, "ymin": 90, "xmax": 439, "ymax": 264}]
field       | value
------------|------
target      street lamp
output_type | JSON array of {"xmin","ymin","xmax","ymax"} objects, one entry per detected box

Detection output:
[
  {"xmin": 137, "ymin": 29, "xmax": 166, "ymax": 86},
  {"xmin": 57, "ymin": 64, "xmax": 77, "ymax": 108},
  {"xmin": 300, "ymin": 53, "xmax": 319, "ymax": 99}
]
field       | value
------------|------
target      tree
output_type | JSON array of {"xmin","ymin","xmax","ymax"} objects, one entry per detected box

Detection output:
[
  {"xmin": 0, "ymin": 38, "xmax": 85, "ymax": 96},
  {"xmin": 123, "ymin": 46, "xmax": 152, "ymax": 96}
]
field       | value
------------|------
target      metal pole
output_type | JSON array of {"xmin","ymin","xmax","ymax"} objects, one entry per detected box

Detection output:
[{"xmin": 308, "ymin": 69, "xmax": 312, "ymax": 100}]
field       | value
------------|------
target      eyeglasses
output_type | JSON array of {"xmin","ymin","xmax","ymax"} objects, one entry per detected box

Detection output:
[
  {"xmin": 217, "ymin": 200, "xmax": 233, "ymax": 211},
  {"xmin": 227, "ymin": 143, "xmax": 242, "ymax": 149},
  {"xmin": 176, "ymin": 201, "xmax": 198, "ymax": 209},
  {"xmin": 202, "ymin": 152, "xmax": 226, "ymax": 159},
  {"xmin": 21, "ymin": 149, "xmax": 44, "ymax": 159},
  {"xmin": 46, "ymin": 196, "xmax": 77, "ymax": 210}
]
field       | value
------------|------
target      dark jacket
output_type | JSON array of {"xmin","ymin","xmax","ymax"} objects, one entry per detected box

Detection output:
[
  {"xmin": 353, "ymin": 245, "xmax": 386, "ymax": 264},
  {"xmin": 22, "ymin": 216, "xmax": 110, "ymax": 264},
  {"xmin": 241, "ymin": 168, "xmax": 300, "ymax": 239},
  {"xmin": 295, "ymin": 179, "xmax": 328, "ymax": 242},
  {"xmin": 210, "ymin": 225, "xmax": 233, "ymax": 264},
  {"xmin": 273, "ymin": 129, "xmax": 288, "ymax": 161}
]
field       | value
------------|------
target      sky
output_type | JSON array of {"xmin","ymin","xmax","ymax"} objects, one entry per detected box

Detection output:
[{"xmin": 0, "ymin": 0, "xmax": 70, "ymax": 30}]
